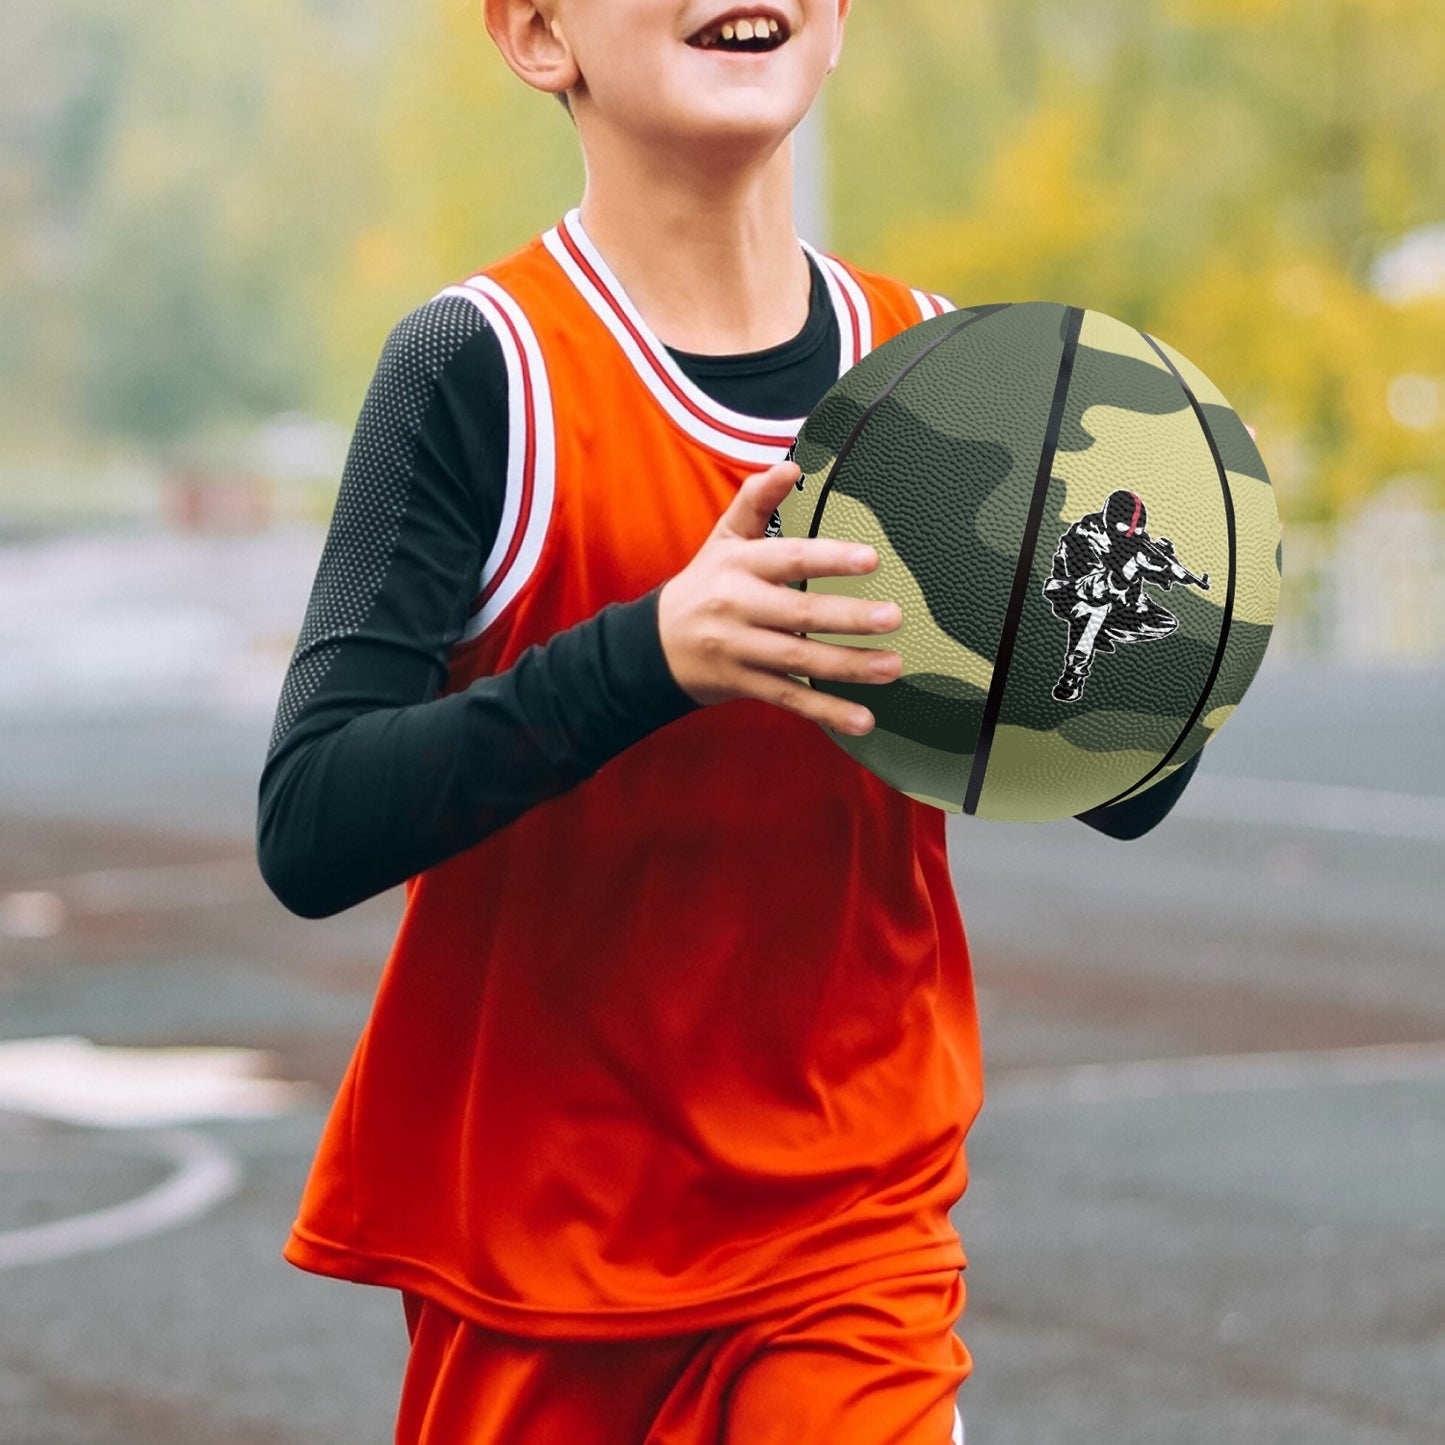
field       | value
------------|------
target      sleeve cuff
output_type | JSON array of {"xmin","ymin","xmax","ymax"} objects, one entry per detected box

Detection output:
[
  {"xmin": 585, "ymin": 585, "xmax": 701, "ymax": 753},
  {"xmin": 1074, "ymin": 749, "xmax": 1202, "ymax": 840}
]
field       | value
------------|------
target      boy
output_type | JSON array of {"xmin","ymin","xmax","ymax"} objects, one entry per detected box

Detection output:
[{"xmin": 258, "ymin": 2, "xmax": 1198, "ymax": 1439}]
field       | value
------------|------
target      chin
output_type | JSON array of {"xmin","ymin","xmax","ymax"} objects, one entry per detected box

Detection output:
[{"xmin": 665, "ymin": 93, "xmax": 812, "ymax": 147}]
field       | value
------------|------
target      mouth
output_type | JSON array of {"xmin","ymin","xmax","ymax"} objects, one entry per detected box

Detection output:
[{"xmin": 686, "ymin": 9, "xmax": 791, "ymax": 54}]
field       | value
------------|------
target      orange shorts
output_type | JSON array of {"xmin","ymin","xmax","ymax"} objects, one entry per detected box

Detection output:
[{"xmin": 396, "ymin": 1269, "xmax": 969, "ymax": 1445}]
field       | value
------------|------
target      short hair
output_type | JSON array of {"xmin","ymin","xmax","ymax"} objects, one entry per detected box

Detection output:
[{"xmin": 556, "ymin": 91, "xmax": 574, "ymax": 120}]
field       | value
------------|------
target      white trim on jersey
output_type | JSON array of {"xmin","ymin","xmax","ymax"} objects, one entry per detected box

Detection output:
[
  {"xmin": 801, "ymin": 241, "xmax": 872, "ymax": 373},
  {"xmin": 543, "ymin": 210, "xmax": 801, "ymax": 466},
  {"xmin": 542, "ymin": 208, "xmax": 874, "ymax": 466},
  {"xmin": 436, "ymin": 277, "xmax": 558, "ymax": 645},
  {"xmin": 910, "ymin": 288, "xmax": 959, "ymax": 322}
]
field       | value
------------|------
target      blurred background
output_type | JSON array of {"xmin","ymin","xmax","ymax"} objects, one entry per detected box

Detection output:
[
  {"xmin": 6, "ymin": 0, "xmax": 1445, "ymax": 638},
  {"xmin": 1, "ymin": 1, "xmax": 1441, "ymax": 1441}
]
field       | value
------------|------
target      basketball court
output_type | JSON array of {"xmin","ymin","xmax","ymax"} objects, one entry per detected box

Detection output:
[{"xmin": 1, "ymin": 526, "xmax": 1441, "ymax": 1443}]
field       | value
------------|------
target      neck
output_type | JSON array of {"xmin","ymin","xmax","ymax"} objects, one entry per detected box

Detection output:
[{"xmin": 575, "ymin": 130, "xmax": 812, "ymax": 356}]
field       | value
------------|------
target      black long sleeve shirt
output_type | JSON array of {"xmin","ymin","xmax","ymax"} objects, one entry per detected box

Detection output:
[{"xmin": 257, "ymin": 259, "xmax": 1197, "ymax": 919}]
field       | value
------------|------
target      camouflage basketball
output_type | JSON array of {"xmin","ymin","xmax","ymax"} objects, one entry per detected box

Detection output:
[{"xmin": 774, "ymin": 301, "xmax": 1281, "ymax": 822}]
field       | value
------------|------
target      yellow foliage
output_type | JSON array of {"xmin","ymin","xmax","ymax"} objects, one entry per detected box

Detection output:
[
  {"xmin": 16, "ymin": 0, "xmax": 1438, "ymax": 532},
  {"xmin": 1164, "ymin": 0, "xmax": 1289, "ymax": 26},
  {"xmin": 833, "ymin": 0, "xmax": 1445, "ymax": 526},
  {"xmin": 320, "ymin": 0, "xmax": 583, "ymax": 411},
  {"xmin": 877, "ymin": 99, "xmax": 1128, "ymax": 309},
  {"xmin": 1152, "ymin": 245, "xmax": 1445, "ymax": 522}
]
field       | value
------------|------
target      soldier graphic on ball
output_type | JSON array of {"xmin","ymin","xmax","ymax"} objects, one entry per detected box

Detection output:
[{"xmin": 1043, "ymin": 489, "xmax": 1211, "ymax": 704}]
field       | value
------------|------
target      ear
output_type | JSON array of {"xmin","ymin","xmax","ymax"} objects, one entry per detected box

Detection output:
[
  {"xmin": 482, "ymin": 0, "xmax": 579, "ymax": 101},
  {"xmin": 826, "ymin": 0, "xmax": 852, "ymax": 73}
]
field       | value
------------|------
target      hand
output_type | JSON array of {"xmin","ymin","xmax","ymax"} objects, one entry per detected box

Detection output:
[{"xmin": 657, "ymin": 461, "xmax": 903, "ymax": 736}]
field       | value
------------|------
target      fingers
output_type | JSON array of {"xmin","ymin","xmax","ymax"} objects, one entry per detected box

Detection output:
[
  {"xmin": 763, "ymin": 632, "xmax": 903, "ymax": 689},
  {"xmin": 720, "ymin": 461, "xmax": 802, "ymax": 541},
  {"xmin": 723, "ymin": 461, "xmax": 886, "ymax": 588},
  {"xmin": 745, "ymin": 533, "xmax": 887, "ymax": 587},
  {"xmin": 737, "ymin": 591, "xmax": 904, "ymax": 737},
  {"xmin": 758, "ymin": 676, "xmax": 885, "ymax": 737},
  {"xmin": 664, "ymin": 456, "xmax": 914, "ymax": 736},
  {"xmin": 743, "ymin": 573, "xmax": 902, "ymax": 641}
]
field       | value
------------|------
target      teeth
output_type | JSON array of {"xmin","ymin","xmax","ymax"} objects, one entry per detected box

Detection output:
[{"xmin": 695, "ymin": 15, "xmax": 784, "ymax": 48}]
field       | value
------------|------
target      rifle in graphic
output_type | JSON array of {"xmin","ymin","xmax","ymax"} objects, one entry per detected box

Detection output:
[{"xmin": 1134, "ymin": 534, "xmax": 1210, "ymax": 591}]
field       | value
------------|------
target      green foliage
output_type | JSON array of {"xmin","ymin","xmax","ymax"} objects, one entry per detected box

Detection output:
[
  {"xmin": 317, "ymin": 1, "xmax": 582, "ymax": 417},
  {"xmin": 3, "ymin": 0, "xmax": 392, "ymax": 449},
  {"xmin": 831, "ymin": 0, "xmax": 1445, "ymax": 525},
  {"xmin": 3, "ymin": 0, "xmax": 1442, "ymax": 527}
]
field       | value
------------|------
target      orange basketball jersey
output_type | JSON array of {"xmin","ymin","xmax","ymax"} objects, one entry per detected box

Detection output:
[{"xmin": 283, "ymin": 210, "xmax": 985, "ymax": 1338}]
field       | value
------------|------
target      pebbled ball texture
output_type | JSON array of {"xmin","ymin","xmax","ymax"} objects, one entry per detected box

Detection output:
[{"xmin": 774, "ymin": 301, "xmax": 1281, "ymax": 822}]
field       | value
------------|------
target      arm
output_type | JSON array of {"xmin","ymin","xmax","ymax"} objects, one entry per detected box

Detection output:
[
  {"xmin": 256, "ymin": 297, "xmax": 698, "ymax": 920},
  {"xmin": 1073, "ymin": 749, "xmax": 1202, "ymax": 839}
]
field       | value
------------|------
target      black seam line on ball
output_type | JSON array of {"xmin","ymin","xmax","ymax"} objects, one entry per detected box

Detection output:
[
  {"xmin": 963, "ymin": 304, "xmax": 1084, "ymax": 817},
  {"xmin": 1093, "ymin": 331, "xmax": 1239, "ymax": 811},
  {"xmin": 802, "ymin": 305, "xmax": 1012, "ymax": 556}
]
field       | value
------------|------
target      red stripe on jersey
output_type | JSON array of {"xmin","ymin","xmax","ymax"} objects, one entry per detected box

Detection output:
[
  {"xmin": 468, "ymin": 289, "xmax": 539, "ymax": 620},
  {"xmin": 284, "ymin": 232, "xmax": 982, "ymax": 1339},
  {"xmin": 1126, "ymin": 492, "xmax": 1142, "ymax": 538},
  {"xmin": 557, "ymin": 216, "xmax": 786, "ymax": 449}
]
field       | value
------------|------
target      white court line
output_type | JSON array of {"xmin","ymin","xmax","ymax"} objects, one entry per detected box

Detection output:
[
  {"xmin": 0, "ymin": 1044, "xmax": 1438, "ymax": 1273},
  {"xmin": 1179, "ymin": 774, "xmax": 1445, "ymax": 842},
  {"xmin": 51, "ymin": 857, "xmax": 260, "ymax": 911},
  {"xmin": 0, "ymin": 1036, "xmax": 314, "ymax": 1128},
  {"xmin": 0, "ymin": 857, "xmax": 260, "ymax": 932},
  {"xmin": 0, "ymin": 1127, "xmax": 240, "ymax": 1271},
  {"xmin": 987, "ymin": 1041, "xmax": 1445, "ymax": 1111}
]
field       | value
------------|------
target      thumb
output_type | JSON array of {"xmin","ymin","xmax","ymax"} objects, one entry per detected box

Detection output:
[{"xmin": 718, "ymin": 460, "xmax": 802, "ymax": 540}]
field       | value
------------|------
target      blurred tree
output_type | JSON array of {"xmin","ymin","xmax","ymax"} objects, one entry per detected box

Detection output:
[
  {"xmin": 3, "ymin": 0, "xmax": 391, "ymax": 455},
  {"xmin": 72, "ymin": 0, "xmax": 384, "ymax": 450},
  {"xmin": 0, "ymin": 0, "xmax": 127, "ymax": 448},
  {"xmin": 318, "ymin": 0, "xmax": 583, "ymax": 417},
  {"xmin": 831, "ymin": 0, "xmax": 1445, "ymax": 524},
  {"xmin": 1, "ymin": 0, "xmax": 1440, "ymax": 528}
]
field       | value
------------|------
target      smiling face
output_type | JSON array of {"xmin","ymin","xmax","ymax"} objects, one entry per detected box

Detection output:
[{"xmin": 498, "ymin": 0, "xmax": 850, "ymax": 154}]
